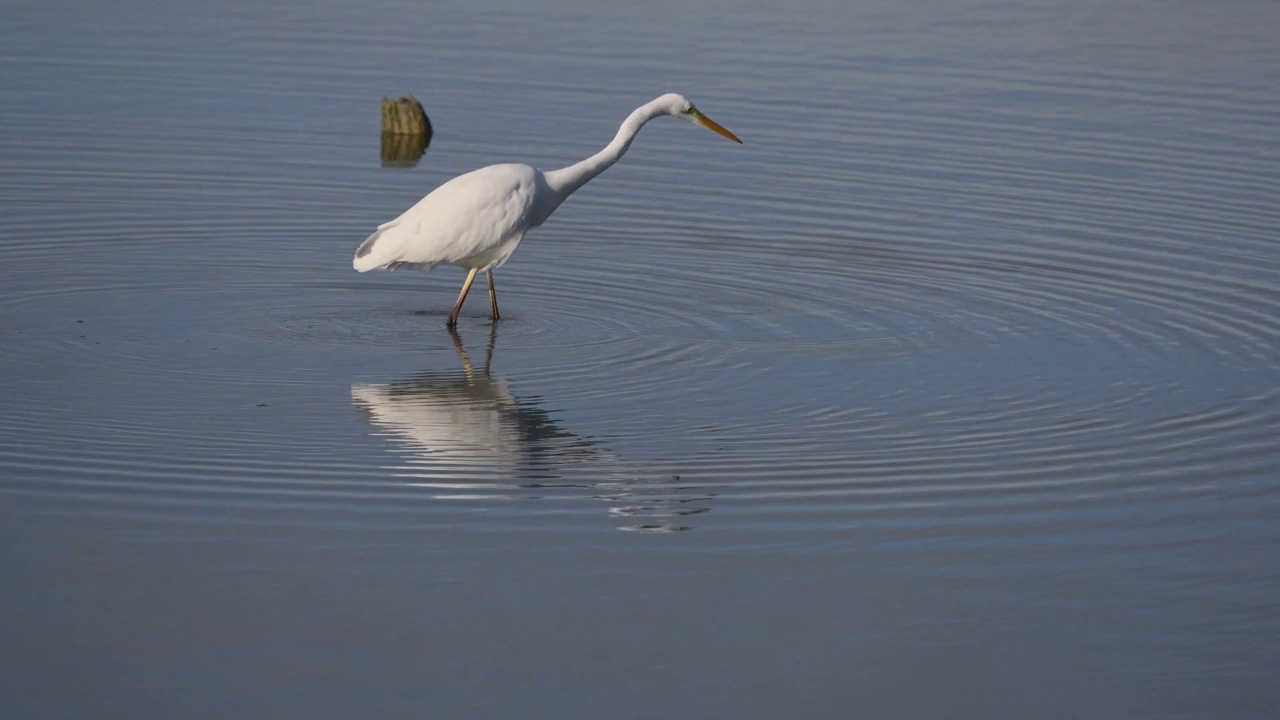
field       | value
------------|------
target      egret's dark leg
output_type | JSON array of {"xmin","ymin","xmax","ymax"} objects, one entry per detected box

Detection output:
[
  {"xmin": 486, "ymin": 270, "xmax": 500, "ymax": 322},
  {"xmin": 447, "ymin": 268, "xmax": 479, "ymax": 328}
]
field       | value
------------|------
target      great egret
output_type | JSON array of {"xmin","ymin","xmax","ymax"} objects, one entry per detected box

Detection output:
[{"xmin": 352, "ymin": 93, "xmax": 742, "ymax": 327}]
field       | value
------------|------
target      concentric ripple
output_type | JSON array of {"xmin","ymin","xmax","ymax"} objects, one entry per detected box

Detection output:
[{"xmin": 1, "ymin": 0, "xmax": 1278, "ymax": 541}]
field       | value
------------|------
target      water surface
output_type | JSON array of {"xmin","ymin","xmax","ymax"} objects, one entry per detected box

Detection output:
[{"xmin": 2, "ymin": 0, "xmax": 1279, "ymax": 717}]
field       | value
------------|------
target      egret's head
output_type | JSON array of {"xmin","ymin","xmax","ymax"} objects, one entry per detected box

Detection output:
[{"xmin": 657, "ymin": 93, "xmax": 742, "ymax": 143}]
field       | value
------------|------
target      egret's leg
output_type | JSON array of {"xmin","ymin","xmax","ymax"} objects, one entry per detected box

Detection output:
[
  {"xmin": 486, "ymin": 270, "xmax": 501, "ymax": 322},
  {"xmin": 447, "ymin": 268, "xmax": 479, "ymax": 328}
]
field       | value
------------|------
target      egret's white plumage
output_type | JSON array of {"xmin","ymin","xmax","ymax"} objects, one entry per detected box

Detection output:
[
  {"xmin": 352, "ymin": 93, "xmax": 741, "ymax": 326},
  {"xmin": 353, "ymin": 163, "xmax": 541, "ymax": 273}
]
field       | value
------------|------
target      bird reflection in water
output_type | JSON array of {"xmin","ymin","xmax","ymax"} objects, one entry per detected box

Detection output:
[{"xmin": 351, "ymin": 327, "xmax": 713, "ymax": 532}]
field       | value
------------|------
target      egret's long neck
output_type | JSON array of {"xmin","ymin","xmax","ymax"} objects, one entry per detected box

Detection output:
[{"xmin": 544, "ymin": 101, "xmax": 665, "ymax": 201}]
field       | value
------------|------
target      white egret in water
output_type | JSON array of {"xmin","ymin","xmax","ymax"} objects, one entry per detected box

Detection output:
[{"xmin": 352, "ymin": 93, "xmax": 742, "ymax": 327}]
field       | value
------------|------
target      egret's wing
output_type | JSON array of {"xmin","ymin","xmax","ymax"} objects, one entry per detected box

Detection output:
[
  {"xmin": 353, "ymin": 219, "xmax": 401, "ymax": 263},
  {"xmin": 353, "ymin": 164, "xmax": 538, "ymax": 272}
]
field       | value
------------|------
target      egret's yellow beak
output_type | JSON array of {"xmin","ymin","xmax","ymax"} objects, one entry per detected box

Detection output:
[{"xmin": 691, "ymin": 108, "xmax": 742, "ymax": 143}]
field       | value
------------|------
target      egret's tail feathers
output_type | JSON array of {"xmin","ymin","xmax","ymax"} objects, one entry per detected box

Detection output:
[{"xmin": 353, "ymin": 223, "xmax": 395, "ymax": 272}]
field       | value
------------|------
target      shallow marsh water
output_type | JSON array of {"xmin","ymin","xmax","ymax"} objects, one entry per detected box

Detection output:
[{"xmin": 2, "ymin": 0, "xmax": 1279, "ymax": 717}]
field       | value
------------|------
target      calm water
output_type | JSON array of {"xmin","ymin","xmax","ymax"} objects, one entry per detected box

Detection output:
[{"xmin": 3, "ymin": 0, "xmax": 1279, "ymax": 716}]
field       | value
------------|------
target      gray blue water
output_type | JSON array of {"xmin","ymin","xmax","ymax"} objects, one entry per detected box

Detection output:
[{"xmin": 3, "ymin": 0, "xmax": 1279, "ymax": 716}]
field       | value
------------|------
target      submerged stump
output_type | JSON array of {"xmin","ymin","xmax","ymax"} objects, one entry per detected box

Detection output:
[
  {"xmin": 380, "ymin": 95, "xmax": 432, "ymax": 167},
  {"xmin": 381, "ymin": 95, "xmax": 433, "ymax": 137}
]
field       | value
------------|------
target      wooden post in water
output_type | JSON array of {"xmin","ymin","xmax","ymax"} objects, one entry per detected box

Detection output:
[
  {"xmin": 380, "ymin": 95, "xmax": 432, "ymax": 167},
  {"xmin": 381, "ymin": 95, "xmax": 432, "ymax": 136}
]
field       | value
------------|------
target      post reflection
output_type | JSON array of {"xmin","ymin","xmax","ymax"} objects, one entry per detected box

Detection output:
[
  {"xmin": 351, "ymin": 327, "xmax": 713, "ymax": 532},
  {"xmin": 379, "ymin": 131, "xmax": 428, "ymax": 168}
]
